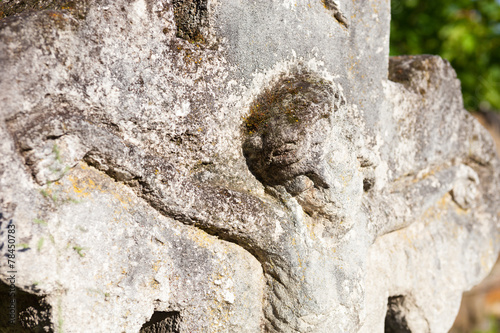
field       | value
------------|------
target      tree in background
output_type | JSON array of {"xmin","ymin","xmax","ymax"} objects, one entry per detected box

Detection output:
[{"xmin": 391, "ymin": 0, "xmax": 500, "ymax": 111}]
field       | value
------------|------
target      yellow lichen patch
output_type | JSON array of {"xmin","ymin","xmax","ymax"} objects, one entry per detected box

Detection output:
[
  {"xmin": 148, "ymin": 278, "xmax": 161, "ymax": 289},
  {"xmin": 40, "ymin": 186, "xmax": 56, "ymax": 198},
  {"xmin": 186, "ymin": 227, "xmax": 218, "ymax": 248},
  {"xmin": 394, "ymin": 230, "xmax": 414, "ymax": 247},
  {"xmin": 49, "ymin": 12, "xmax": 63, "ymax": 19},
  {"xmin": 434, "ymin": 192, "xmax": 471, "ymax": 217},
  {"xmin": 111, "ymin": 191, "xmax": 132, "ymax": 209},
  {"xmin": 412, "ymin": 168, "xmax": 437, "ymax": 183},
  {"xmin": 68, "ymin": 174, "xmax": 99, "ymax": 198},
  {"xmin": 62, "ymin": 163, "xmax": 134, "ymax": 209},
  {"xmin": 152, "ymin": 260, "xmax": 161, "ymax": 272},
  {"xmin": 437, "ymin": 194, "xmax": 449, "ymax": 210},
  {"xmin": 453, "ymin": 203, "xmax": 470, "ymax": 216},
  {"xmin": 305, "ymin": 221, "xmax": 317, "ymax": 240},
  {"xmin": 420, "ymin": 194, "xmax": 449, "ymax": 222}
]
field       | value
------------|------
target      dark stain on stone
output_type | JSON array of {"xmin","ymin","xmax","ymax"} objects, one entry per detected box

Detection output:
[
  {"xmin": 363, "ymin": 177, "xmax": 375, "ymax": 192},
  {"xmin": 140, "ymin": 311, "xmax": 181, "ymax": 333},
  {"xmin": 0, "ymin": 0, "xmax": 89, "ymax": 21},
  {"xmin": 321, "ymin": 0, "xmax": 349, "ymax": 28},
  {"xmin": 0, "ymin": 280, "xmax": 53, "ymax": 332},
  {"xmin": 385, "ymin": 295, "xmax": 412, "ymax": 333},
  {"xmin": 173, "ymin": 0, "xmax": 208, "ymax": 43}
]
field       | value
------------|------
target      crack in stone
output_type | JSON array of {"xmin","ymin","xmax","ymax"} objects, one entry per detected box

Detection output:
[{"xmin": 321, "ymin": 0, "xmax": 349, "ymax": 28}]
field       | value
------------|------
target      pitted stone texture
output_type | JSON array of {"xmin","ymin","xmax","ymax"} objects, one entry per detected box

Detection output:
[
  {"xmin": 360, "ymin": 55, "xmax": 500, "ymax": 332},
  {"xmin": 0, "ymin": 1, "xmax": 498, "ymax": 333}
]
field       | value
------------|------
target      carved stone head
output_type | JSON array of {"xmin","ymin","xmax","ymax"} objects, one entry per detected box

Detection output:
[{"xmin": 242, "ymin": 70, "xmax": 346, "ymax": 194}]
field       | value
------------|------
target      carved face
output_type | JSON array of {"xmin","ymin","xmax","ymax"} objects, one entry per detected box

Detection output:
[
  {"xmin": 243, "ymin": 72, "xmax": 340, "ymax": 189},
  {"xmin": 262, "ymin": 107, "xmax": 326, "ymax": 166}
]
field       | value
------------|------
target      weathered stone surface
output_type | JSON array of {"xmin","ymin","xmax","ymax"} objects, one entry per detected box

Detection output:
[{"xmin": 0, "ymin": 0, "xmax": 498, "ymax": 332}]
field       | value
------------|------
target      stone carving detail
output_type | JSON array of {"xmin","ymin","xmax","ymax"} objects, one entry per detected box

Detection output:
[
  {"xmin": 0, "ymin": 1, "xmax": 498, "ymax": 333},
  {"xmin": 242, "ymin": 70, "xmax": 346, "ymax": 190},
  {"xmin": 242, "ymin": 69, "xmax": 368, "ymax": 235}
]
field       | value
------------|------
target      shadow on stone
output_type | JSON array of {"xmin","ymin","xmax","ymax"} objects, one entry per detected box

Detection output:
[
  {"xmin": 385, "ymin": 295, "xmax": 411, "ymax": 333},
  {"xmin": 140, "ymin": 311, "xmax": 181, "ymax": 333},
  {"xmin": 0, "ymin": 280, "xmax": 52, "ymax": 332}
]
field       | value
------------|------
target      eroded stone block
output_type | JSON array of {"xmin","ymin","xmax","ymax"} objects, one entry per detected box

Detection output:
[{"xmin": 0, "ymin": 1, "xmax": 498, "ymax": 332}]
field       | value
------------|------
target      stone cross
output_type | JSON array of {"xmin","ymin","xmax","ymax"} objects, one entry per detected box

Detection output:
[{"xmin": 0, "ymin": 0, "xmax": 498, "ymax": 332}]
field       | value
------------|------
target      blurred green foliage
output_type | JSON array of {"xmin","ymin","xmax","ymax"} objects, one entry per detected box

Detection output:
[
  {"xmin": 473, "ymin": 316, "xmax": 500, "ymax": 333},
  {"xmin": 390, "ymin": 0, "xmax": 500, "ymax": 111}
]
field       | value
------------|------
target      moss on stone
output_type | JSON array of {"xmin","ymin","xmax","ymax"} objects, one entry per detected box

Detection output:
[
  {"xmin": 0, "ymin": 0, "xmax": 89, "ymax": 21},
  {"xmin": 173, "ymin": 0, "xmax": 208, "ymax": 44},
  {"xmin": 244, "ymin": 72, "xmax": 334, "ymax": 135}
]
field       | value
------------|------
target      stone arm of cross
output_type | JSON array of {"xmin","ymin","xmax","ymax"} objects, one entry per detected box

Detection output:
[
  {"xmin": 9, "ymin": 112, "xmax": 288, "ymax": 256},
  {"xmin": 367, "ymin": 164, "xmax": 480, "ymax": 238}
]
